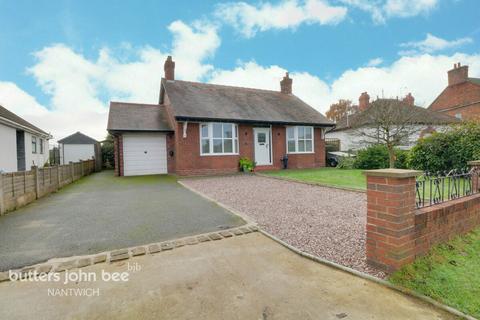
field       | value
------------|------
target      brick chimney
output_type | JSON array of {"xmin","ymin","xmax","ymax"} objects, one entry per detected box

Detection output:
[
  {"xmin": 164, "ymin": 56, "xmax": 175, "ymax": 80},
  {"xmin": 280, "ymin": 72, "xmax": 292, "ymax": 94},
  {"xmin": 448, "ymin": 62, "xmax": 468, "ymax": 86},
  {"xmin": 359, "ymin": 92, "xmax": 370, "ymax": 112},
  {"xmin": 402, "ymin": 92, "xmax": 414, "ymax": 106}
]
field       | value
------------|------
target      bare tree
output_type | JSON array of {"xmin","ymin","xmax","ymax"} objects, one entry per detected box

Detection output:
[{"xmin": 351, "ymin": 99, "xmax": 424, "ymax": 168}]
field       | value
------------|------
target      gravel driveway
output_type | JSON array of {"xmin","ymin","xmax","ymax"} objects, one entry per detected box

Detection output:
[{"xmin": 182, "ymin": 175, "xmax": 386, "ymax": 278}]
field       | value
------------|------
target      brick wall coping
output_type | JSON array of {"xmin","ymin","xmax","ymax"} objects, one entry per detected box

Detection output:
[
  {"xmin": 468, "ymin": 160, "xmax": 480, "ymax": 166},
  {"xmin": 363, "ymin": 168, "xmax": 423, "ymax": 178}
]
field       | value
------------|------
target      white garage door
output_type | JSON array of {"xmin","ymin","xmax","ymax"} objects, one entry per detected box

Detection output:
[{"xmin": 123, "ymin": 133, "xmax": 167, "ymax": 176}]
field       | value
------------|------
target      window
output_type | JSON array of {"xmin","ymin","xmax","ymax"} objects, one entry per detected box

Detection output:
[
  {"xmin": 200, "ymin": 123, "xmax": 238, "ymax": 155},
  {"xmin": 32, "ymin": 136, "xmax": 37, "ymax": 154},
  {"xmin": 455, "ymin": 113, "xmax": 462, "ymax": 119},
  {"xmin": 39, "ymin": 138, "xmax": 44, "ymax": 154},
  {"xmin": 286, "ymin": 126, "xmax": 314, "ymax": 153}
]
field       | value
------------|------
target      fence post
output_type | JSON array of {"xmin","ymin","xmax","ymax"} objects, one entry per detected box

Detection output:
[
  {"xmin": 468, "ymin": 160, "xmax": 480, "ymax": 192},
  {"xmin": 0, "ymin": 173, "xmax": 5, "ymax": 215},
  {"xmin": 56, "ymin": 165, "xmax": 61, "ymax": 190},
  {"xmin": 80, "ymin": 160, "xmax": 84, "ymax": 177},
  {"xmin": 70, "ymin": 162, "xmax": 74, "ymax": 182},
  {"xmin": 32, "ymin": 166, "xmax": 40, "ymax": 199},
  {"xmin": 364, "ymin": 169, "xmax": 422, "ymax": 272}
]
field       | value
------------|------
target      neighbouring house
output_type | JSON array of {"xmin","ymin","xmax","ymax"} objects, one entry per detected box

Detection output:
[
  {"xmin": 0, "ymin": 104, "xmax": 51, "ymax": 173},
  {"xmin": 107, "ymin": 56, "xmax": 333, "ymax": 176},
  {"xmin": 428, "ymin": 62, "xmax": 480, "ymax": 120},
  {"xmin": 58, "ymin": 131, "xmax": 101, "ymax": 164},
  {"xmin": 326, "ymin": 92, "xmax": 459, "ymax": 151}
]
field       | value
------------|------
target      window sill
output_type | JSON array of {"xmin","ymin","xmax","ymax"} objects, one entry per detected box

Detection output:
[
  {"xmin": 287, "ymin": 151, "xmax": 315, "ymax": 155},
  {"xmin": 200, "ymin": 153, "xmax": 240, "ymax": 157}
]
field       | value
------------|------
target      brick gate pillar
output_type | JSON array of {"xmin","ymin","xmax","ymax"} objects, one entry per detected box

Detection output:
[
  {"xmin": 468, "ymin": 160, "xmax": 480, "ymax": 192},
  {"xmin": 364, "ymin": 169, "xmax": 422, "ymax": 272}
]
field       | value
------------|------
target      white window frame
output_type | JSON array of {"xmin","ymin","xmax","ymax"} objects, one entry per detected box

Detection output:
[
  {"xmin": 32, "ymin": 136, "xmax": 37, "ymax": 154},
  {"xmin": 199, "ymin": 123, "xmax": 239, "ymax": 156},
  {"xmin": 286, "ymin": 126, "xmax": 314, "ymax": 154},
  {"xmin": 39, "ymin": 138, "xmax": 44, "ymax": 154}
]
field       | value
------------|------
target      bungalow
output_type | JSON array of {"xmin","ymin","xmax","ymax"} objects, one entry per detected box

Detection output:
[
  {"xmin": 0, "ymin": 104, "xmax": 51, "ymax": 173},
  {"xmin": 107, "ymin": 56, "xmax": 333, "ymax": 176},
  {"xmin": 58, "ymin": 132, "xmax": 100, "ymax": 164},
  {"xmin": 326, "ymin": 92, "xmax": 459, "ymax": 151}
]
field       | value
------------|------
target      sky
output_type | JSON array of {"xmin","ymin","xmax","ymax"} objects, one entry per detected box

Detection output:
[{"xmin": 0, "ymin": 0, "xmax": 479, "ymax": 142}]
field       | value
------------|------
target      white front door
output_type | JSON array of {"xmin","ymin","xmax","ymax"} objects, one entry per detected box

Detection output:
[
  {"xmin": 123, "ymin": 133, "xmax": 167, "ymax": 176},
  {"xmin": 254, "ymin": 127, "xmax": 272, "ymax": 165}
]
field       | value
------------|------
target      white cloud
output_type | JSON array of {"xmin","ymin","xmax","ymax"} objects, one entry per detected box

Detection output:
[
  {"xmin": 4, "ymin": 20, "xmax": 220, "ymax": 142},
  {"xmin": 215, "ymin": 0, "xmax": 347, "ymax": 37},
  {"xmin": 339, "ymin": 0, "xmax": 438, "ymax": 24},
  {"xmin": 399, "ymin": 33, "xmax": 473, "ymax": 55},
  {"xmin": 366, "ymin": 57, "xmax": 383, "ymax": 67},
  {"xmin": 210, "ymin": 52, "xmax": 480, "ymax": 113},
  {"xmin": 0, "ymin": 82, "xmax": 48, "ymax": 116}
]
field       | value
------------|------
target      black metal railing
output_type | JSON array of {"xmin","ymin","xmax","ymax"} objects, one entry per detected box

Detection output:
[{"xmin": 415, "ymin": 168, "xmax": 479, "ymax": 208}]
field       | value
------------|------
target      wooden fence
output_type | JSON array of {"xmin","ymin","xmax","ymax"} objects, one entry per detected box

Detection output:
[{"xmin": 0, "ymin": 159, "xmax": 96, "ymax": 215}]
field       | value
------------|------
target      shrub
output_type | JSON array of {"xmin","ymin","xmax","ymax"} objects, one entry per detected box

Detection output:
[
  {"xmin": 354, "ymin": 144, "xmax": 410, "ymax": 169},
  {"xmin": 409, "ymin": 122, "xmax": 480, "ymax": 172},
  {"xmin": 102, "ymin": 134, "xmax": 115, "ymax": 169},
  {"xmin": 337, "ymin": 156, "xmax": 355, "ymax": 169},
  {"xmin": 239, "ymin": 157, "xmax": 255, "ymax": 172}
]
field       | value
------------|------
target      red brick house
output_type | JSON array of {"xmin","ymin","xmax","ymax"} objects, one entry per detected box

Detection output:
[
  {"xmin": 428, "ymin": 63, "xmax": 480, "ymax": 120},
  {"xmin": 107, "ymin": 56, "xmax": 333, "ymax": 176}
]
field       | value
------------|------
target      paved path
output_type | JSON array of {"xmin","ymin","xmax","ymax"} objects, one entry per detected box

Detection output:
[
  {"xmin": 0, "ymin": 233, "xmax": 456, "ymax": 319},
  {"xmin": 182, "ymin": 175, "xmax": 385, "ymax": 277},
  {"xmin": 0, "ymin": 171, "xmax": 244, "ymax": 271}
]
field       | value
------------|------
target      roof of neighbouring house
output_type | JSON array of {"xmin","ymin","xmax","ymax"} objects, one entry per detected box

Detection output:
[
  {"xmin": 468, "ymin": 77, "xmax": 480, "ymax": 86},
  {"xmin": 0, "ymin": 104, "xmax": 49, "ymax": 136},
  {"xmin": 107, "ymin": 102, "xmax": 173, "ymax": 132},
  {"xmin": 160, "ymin": 79, "xmax": 333, "ymax": 126},
  {"xmin": 58, "ymin": 132, "xmax": 98, "ymax": 144},
  {"xmin": 332, "ymin": 98, "xmax": 460, "ymax": 132}
]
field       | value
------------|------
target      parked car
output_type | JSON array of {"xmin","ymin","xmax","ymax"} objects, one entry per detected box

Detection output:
[{"xmin": 326, "ymin": 151, "xmax": 355, "ymax": 167}]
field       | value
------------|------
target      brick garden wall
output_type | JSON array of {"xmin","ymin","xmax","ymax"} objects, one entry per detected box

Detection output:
[
  {"xmin": 0, "ymin": 159, "xmax": 96, "ymax": 215},
  {"xmin": 365, "ymin": 168, "xmax": 480, "ymax": 272},
  {"xmin": 414, "ymin": 194, "xmax": 480, "ymax": 257}
]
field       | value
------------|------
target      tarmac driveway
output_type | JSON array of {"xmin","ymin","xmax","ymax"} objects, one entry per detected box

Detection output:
[{"xmin": 0, "ymin": 171, "xmax": 244, "ymax": 271}]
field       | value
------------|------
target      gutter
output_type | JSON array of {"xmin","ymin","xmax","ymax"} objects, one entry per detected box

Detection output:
[
  {"xmin": 174, "ymin": 116, "xmax": 335, "ymax": 127},
  {"xmin": 0, "ymin": 117, "xmax": 51, "ymax": 139}
]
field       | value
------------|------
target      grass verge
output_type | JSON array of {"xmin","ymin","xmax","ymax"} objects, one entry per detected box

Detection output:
[
  {"xmin": 262, "ymin": 168, "xmax": 366, "ymax": 190},
  {"xmin": 389, "ymin": 228, "xmax": 480, "ymax": 318}
]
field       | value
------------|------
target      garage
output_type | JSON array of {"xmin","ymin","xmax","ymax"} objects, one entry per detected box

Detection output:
[{"xmin": 123, "ymin": 133, "xmax": 167, "ymax": 176}]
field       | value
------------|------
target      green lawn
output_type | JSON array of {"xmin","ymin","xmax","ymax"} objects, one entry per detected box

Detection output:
[
  {"xmin": 390, "ymin": 229, "xmax": 480, "ymax": 318},
  {"xmin": 262, "ymin": 168, "xmax": 366, "ymax": 190}
]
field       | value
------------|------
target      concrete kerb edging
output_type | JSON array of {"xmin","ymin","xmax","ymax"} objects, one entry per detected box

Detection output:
[
  {"xmin": 254, "ymin": 172, "xmax": 366, "ymax": 194},
  {"xmin": 0, "ymin": 224, "xmax": 259, "ymax": 284},
  {"xmin": 259, "ymin": 229, "xmax": 476, "ymax": 320}
]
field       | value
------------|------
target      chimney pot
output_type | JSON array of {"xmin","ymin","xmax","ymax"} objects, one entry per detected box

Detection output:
[
  {"xmin": 164, "ymin": 56, "xmax": 175, "ymax": 80},
  {"xmin": 402, "ymin": 92, "xmax": 415, "ymax": 106},
  {"xmin": 280, "ymin": 72, "xmax": 293, "ymax": 94},
  {"xmin": 448, "ymin": 62, "xmax": 468, "ymax": 86},
  {"xmin": 359, "ymin": 92, "xmax": 370, "ymax": 112}
]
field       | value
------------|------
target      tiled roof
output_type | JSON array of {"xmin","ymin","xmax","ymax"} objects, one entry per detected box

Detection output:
[
  {"xmin": 333, "ymin": 99, "xmax": 459, "ymax": 132},
  {"xmin": 58, "ymin": 132, "xmax": 98, "ymax": 144},
  {"xmin": 107, "ymin": 102, "xmax": 173, "ymax": 132},
  {"xmin": 161, "ymin": 79, "xmax": 333, "ymax": 126},
  {"xmin": 0, "ymin": 104, "xmax": 49, "ymax": 135}
]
